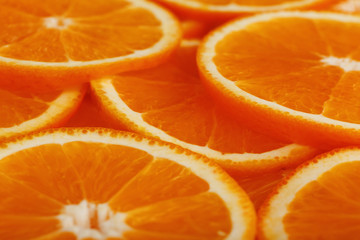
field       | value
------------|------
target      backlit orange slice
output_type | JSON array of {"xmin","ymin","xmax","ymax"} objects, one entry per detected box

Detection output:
[
  {"xmin": 0, "ymin": 85, "xmax": 85, "ymax": 140},
  {"xmin": 91, "ymin": 40, "xmax": 319, "ymax": 175},
  {"xmin": 0, "ymin": 0, "xmax": 181, "ymax": 90},
  {"xmin": 0, "ymin": 128, "xmax": 256, "ymax": 239},
  {"xmin": 259, "ymin": 147, "xmax": 360, "ymax": 239},
  {"xmin": 198, "ymin": 11, "xmax": 360, "ymax": 148}
]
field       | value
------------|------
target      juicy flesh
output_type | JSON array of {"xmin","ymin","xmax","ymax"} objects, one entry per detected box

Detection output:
[
  {"xmin": 0, "ymin": 88, "xmax": 61, "ymax": 128},
  {"xmin": 284, "ymin": 161, "xmax": 360, "ymax": 239},
  {"xmin": 0, "ymin": 141, "xmax": 231, "ymax": 239},
  {"xmin": 0, "ymin": 0, "xmax": 162, "ymax": 62},
  {"xmin": 111, "ymin": 44, "xmax": 287, "ymax": 154},
  {"xmin": 214, "ymin": 17, "xmax": 360, "ymax": 123}
]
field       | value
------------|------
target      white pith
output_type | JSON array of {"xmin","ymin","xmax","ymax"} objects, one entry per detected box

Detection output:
[
  {"xmin": 161, "ymin": 0, "xmax": 325, "ymax": 12},
  {"xmin": 0, "ymin": 0, "xmax": 180, "ymax": 67},
  {"xmin": 0, "ymin": 85, "xmax": 84, "ymax": 138},
  {"xmin": 58, "ymin": 200, "xmax": 131, "ymax": 239},
  {"xmin": 0, "ymin": 129, "xmax": 255, "ymax": 240},
  {"xmin": 261, "ymin": 149, "xmax": 360, "ymax": 239},
  {"xmin": 199, "ymin": 11, "xmax": 360, "ymax": 131},
  {"xmin": 91, "ymin": 78, "xmax": 314, "ymax": 166},
  {"xmin": 44, "ymin": 17, "xmax": 72, "ymax": 30},
  {"xmin": 333, "ymin": 0, "xmax": 360, "ymax": 13},
  {"xmin": 321, "ymin": 56, "xmax": 360, "ymax": 72}
]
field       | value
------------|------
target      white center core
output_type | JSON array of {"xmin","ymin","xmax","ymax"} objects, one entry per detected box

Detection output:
[
  {"xmin": 321, "ymin": 56, "xmax": 360, "ymax": 72},
  {"xmin": 43, "ymin": 17, "xmax": 72, "ymax": 29},
  {"xmin": 57, "ymin": 200, "xmax": 131, "ymax": 239}
]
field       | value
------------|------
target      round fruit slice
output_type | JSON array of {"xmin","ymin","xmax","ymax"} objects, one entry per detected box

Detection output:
[
  {"xmin": 0, "ymin": 128, "xmax": 256, "ymax": 240},
  {"xmin": 0, "ymin": 0, "xmax": 181, "ymax": 90},
  {"xmin": 198, "ymin": 11, "xmax": 360, "ymax": 149},
  {"xmin": 151, "ymin": 0, "xmax": 338, "ymax": 21},
  {"xmin": 91, "ymin": 40, "xmax": 319, "ymax": 176},
  {"xmin": 0, "ymin": 85, "xmax": 85, "ymax": 140},
  {"xmin": 258, "ymin": 147, "xmax": 360, "ymax": 240}
]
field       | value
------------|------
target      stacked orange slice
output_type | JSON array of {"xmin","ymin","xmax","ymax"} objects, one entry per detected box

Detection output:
[
  {"xmin": 0, "ymin": 0, "xmax": 181, "ymax": 90},
  {"xmin": 198, "ymin": 11, "xmax": 360, "ymax": 149},
  {"xmin": 91, "ymin": 40, "xmax": 319, "ymax": 176},
  {"xmin": 0, "ymin": 128, "xmax": 256, "ymax": 240}
]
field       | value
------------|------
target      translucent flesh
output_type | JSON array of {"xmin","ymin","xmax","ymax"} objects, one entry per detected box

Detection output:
[
  {"xmin": 284, "ymin": 161, "xmax": 360, "ymax": 239},
  {"xmin": 0, "ymin": 140, "xmax": 231, "ymax": 239},
  {"xmin": 0, "ymin": 89, "xmax": 52, "ymax": 127},
  {"xmin": 0, "ymin": 0, "xmax": 162, "ymax": 62},
  {"xmin": 111, "ymin": 44, "xmax": 287, "ymax": 154},
  {"xmin": 214, "ymin": 17, "xmax": 360, "ymax": 123}
]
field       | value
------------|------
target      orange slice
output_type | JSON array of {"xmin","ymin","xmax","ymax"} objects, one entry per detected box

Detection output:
[
  {"xmin": 91, "ymin": 40, "xmax": 319, "ymax": 176},
  {"xmin": 198, "ymin": 11, "xmax": 360, "ymax": 149},
  {"xmin": 329, "ymin": 0, "xmax": 360, "ymax": 13},
  {"xmin": 0, "ymin": 0, "xmax": 181, "ymax": 90},
  {"xmin": 0, "ymin": 128, "xmax": 256, "ymax": 239},
  {"xmin": 258, "ymin": 147, "xmax": 360, "ymax": 239},
  {"xmin": 152, "ymin": 0, "xmax": 339, "ymax": 21},
  {"xmin": 0, "ymin": 85, "xmax": 85, "ymax": 141}
]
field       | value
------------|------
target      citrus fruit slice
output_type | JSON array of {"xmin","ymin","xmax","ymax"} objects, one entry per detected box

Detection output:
[
  {"xmin": 329, "ymin": 0, "xmax": 360, "ymax": 13},
  {"xmin": 91, "ymin": 40, "xmax": 319, "ymax": 175},
  {"xmin": 152, "ymin": 0, "xmax": 338, "ymax": 21},
  {"xmin": 198, "ymin": 11, "xmax": 360, "ymax": 149},
  {"xmin": 0, "ymin": 85, "xmax": 85, "ymax": 141},
  {"xmin": 0, "ymin": 0, "xmax": 181, "ymax": 90},
  {"xmin": 258, "ymin": 147, "xmax": 360, "ymax": 239},
  {"xmin": 0, "ymin": 128, "xmax": 256, "ymax": 240}
]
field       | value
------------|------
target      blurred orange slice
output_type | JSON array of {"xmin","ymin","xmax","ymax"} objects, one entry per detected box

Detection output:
[
  {"xmin": 91, "ymin": 40, "xmax": 319, "ymax": 175},
  {"xmin": 0, "ymin": 85, "xmax": 85, "ymax": 140},
  {"xmin": 0, "ymin": 128, "xmax": 256, "ymax": 240},
  {"xmin": 0, "ymin": 0, "xmax": 181, "ymax": 90},
  {"xmin": 259, "ymin": 147, "xmax": 360, "ymax": 239},
  {"xmin": 198, "ymin": 11, "xmax": 360, "ymax": 149}
]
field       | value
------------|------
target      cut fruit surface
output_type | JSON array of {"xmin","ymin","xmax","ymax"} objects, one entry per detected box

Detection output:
[
  {"xmin": 91, "ymin": 40, "xmax": 319, "ymax": 175},
  {"xmin": 0, "ymin": 128, "xmax": 256, "ymax": 240},
  {"xmin": 198, "ymin": 11, "xmax": 360, "ymax": 148},
  {"xmin": 0, "ymin": 0, "xmax": 181, "ymax": 90},
  {"xmin": 151, "ymin": 0, "xmax": 338, "ymax": 21},
  {"xmin": 0, "ymin": 84, "xmax": 85, "ymax": 141},
  {"xmin": 258, "ymin": 147, "xmax": 360, "ymax": 240}
]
